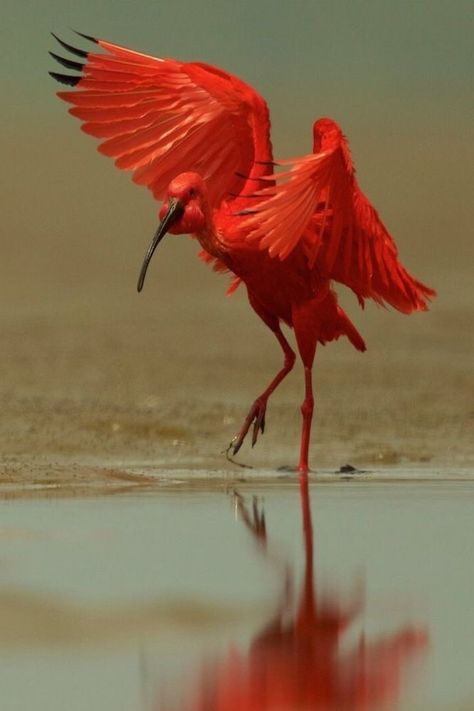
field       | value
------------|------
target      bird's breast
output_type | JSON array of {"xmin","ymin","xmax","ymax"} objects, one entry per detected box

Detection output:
[{"xmin": 227, "ymin": 247, "xmax": 321, "ymax": 326}]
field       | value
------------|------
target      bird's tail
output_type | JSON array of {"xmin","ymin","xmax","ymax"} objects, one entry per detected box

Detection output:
[
  {"xmin": 317, "ymin": 290, "xmax": 366, "ymax": 352},
  {"xmin": 336, "ymin": 306, "xmax": 367, "ymax": 351}
]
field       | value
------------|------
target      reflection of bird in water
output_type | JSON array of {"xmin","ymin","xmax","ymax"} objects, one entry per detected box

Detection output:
[
  {"xmin": 50, "ymin": 33, "xmax": 435, "ymax": 473},
  {"xmin": 159, "ymin": 480, "xmax": 428, "ymax": 711}
]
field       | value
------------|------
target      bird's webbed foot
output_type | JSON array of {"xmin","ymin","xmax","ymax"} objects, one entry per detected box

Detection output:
[{"xmin": 228, "ymin": 397, "xmax": 267, "ymax": 456}]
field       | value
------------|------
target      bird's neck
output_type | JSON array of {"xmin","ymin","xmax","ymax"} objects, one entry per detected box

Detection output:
[{"xmin": 195, "ymin": 210, "xmax": 228, "ymax": 261}]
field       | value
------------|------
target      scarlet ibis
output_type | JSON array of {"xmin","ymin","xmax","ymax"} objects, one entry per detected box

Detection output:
[{"xmin": 50, "ymin": 32, "xmax": 436, "ymax": 474}]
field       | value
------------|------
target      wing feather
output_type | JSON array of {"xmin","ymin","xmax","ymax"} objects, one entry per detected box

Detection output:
[
  {"xmin": 52, "ymin": 34, "xmax": 273, "ymax": 206},
  {"xmin": 243, "ymin": 146, "xmax": 435, "ymax": 312}
]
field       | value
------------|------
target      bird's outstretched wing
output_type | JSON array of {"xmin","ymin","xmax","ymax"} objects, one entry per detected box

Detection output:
[
  {"xmin": 50, "ymin": 33, "xmax": 272, "ymax": 207},
  {"xmin": 242, "ymin": 147, "xmax": 435, "ymax": 313}
]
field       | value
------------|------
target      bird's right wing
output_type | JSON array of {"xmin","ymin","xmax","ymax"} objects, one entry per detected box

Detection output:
[
  {"xmin": 50, "ymin": 33, "xmax": 273, "ymax": 207},
  {"xmin": 241, "ymin": 148, "xmax": 435, "ymax": 312}
]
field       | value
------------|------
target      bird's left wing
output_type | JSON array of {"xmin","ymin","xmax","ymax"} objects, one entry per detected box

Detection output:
[
  {"xmin": 241, "ymin": 148, "xmax": 435, "ymax": 312},
  {"xmin": 241, "ymin": 150, "xmax": 342, "ymax": 262},
  {"xmin": 50, "ymin": 33, "xmax": 272, "ymax": 207}
]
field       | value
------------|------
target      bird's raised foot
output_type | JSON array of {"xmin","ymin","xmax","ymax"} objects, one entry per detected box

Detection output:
[
  {"xmin": 224, "ymin": 443, "xmax": 253, "ymax": 469},
  {"xmin": 229, "ymin": 397, "xmax": 267, "ymax": 456}
]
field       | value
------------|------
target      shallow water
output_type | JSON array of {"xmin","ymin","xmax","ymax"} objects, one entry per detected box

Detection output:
[{"xmin": 0, "ymin": 480, "xmax": 473, "ymax": 711}]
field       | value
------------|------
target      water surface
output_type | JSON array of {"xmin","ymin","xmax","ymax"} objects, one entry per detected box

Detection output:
[{"xmin": 0, "ymin": 480, "xmax": 472, "ymax": 710}]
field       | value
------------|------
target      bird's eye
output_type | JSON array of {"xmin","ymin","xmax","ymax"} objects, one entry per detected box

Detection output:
[{"xmin": 188, "ymin": 188, "xmax": 196, "ymax": 198}]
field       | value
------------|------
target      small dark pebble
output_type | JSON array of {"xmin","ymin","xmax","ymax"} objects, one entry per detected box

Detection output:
[{"xmin": 338, "ymin": 463, "xmax": 365, "ymax": 474}]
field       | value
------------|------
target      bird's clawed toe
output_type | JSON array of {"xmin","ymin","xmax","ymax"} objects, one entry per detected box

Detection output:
[
  {"xmin": 224, "ymin": 440, "xmax": 252, "ymax": 468},
  {"xmin": 230, "ymin": 436, "xmax": 243, "ymax": 457},
  {"xmin": 251, "ymin": 407, "xmax": 265, "ymax": 447},
  {"xmin": 229, "ymin": 397, "xmax": 267, "ymax": 459}
]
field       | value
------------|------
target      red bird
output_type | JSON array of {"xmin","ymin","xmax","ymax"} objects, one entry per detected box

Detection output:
[{"xmin": 50, "ymin": 32, "xmax": 436, "ymax": 474}]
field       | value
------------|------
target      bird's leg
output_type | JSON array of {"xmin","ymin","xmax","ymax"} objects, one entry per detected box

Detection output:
[
  {"xmin": 292, "ymin": 300, "xmax": 319, "ymax": 476},
  {"xmin": 298, "ymin": 366, "xmax": 314, "ymax": 475},
  {"xmin": 229, "ymin": 325, "xmax": 295, "ymax": 455}
]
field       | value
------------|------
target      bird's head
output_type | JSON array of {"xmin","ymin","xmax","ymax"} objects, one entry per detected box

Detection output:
[
  {"xmin": 312, "ymin": 118, "xmax": 344, "ymax": 152},
  {"xmin": 137, "ymin": 172, "xmax": 209, "ymax": 292}
]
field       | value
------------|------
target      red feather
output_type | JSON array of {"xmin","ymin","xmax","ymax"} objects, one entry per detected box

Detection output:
[
  {"xmin": 57, "ymin": 39, "xmax": 273, "ymax": 207},
  {"xmin": 242, "ymin": 122, "xmax": 435, "ymax": 313}
]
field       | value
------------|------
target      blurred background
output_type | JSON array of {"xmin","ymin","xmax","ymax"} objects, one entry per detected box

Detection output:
[{"xmin": 1, "ymin": 0, "xmax": 473, "ymax": 478}]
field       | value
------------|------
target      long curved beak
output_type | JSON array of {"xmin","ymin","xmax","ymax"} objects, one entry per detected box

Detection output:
[{"xmin": 137, "ymin": 198, "xmax": 184, "ymax": 292}]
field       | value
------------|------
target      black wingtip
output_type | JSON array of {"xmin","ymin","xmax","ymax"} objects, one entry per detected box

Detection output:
[
  {"xmin": 73, "ymin": 30, "xmax": 98, "ymax": 44},
  {"xmin": 233, "ymin": 210, "xmax": 259, "ymax": 217},
  {"xmin": 255, "ymin": 160, "xmax": 279, "ymax": 166},
  {"xmin": 235, "ymin": 172, "xmax": 270, "ymax": 182},
  {"xmin": 49, "ymin": 71, "xmax": 81, "ymax": 87},
  {"xmin": 49, "ymin": 51, "xmax": 84, "ymax": 72},
  {"xmin": 51, "ymin": 32, "xmax": 89, "ymax": 59}
]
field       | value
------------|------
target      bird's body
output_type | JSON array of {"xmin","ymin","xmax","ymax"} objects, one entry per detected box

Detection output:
[{"xmin": 50, "ymin": 33, "xmax": 435, "ymax": 474}]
